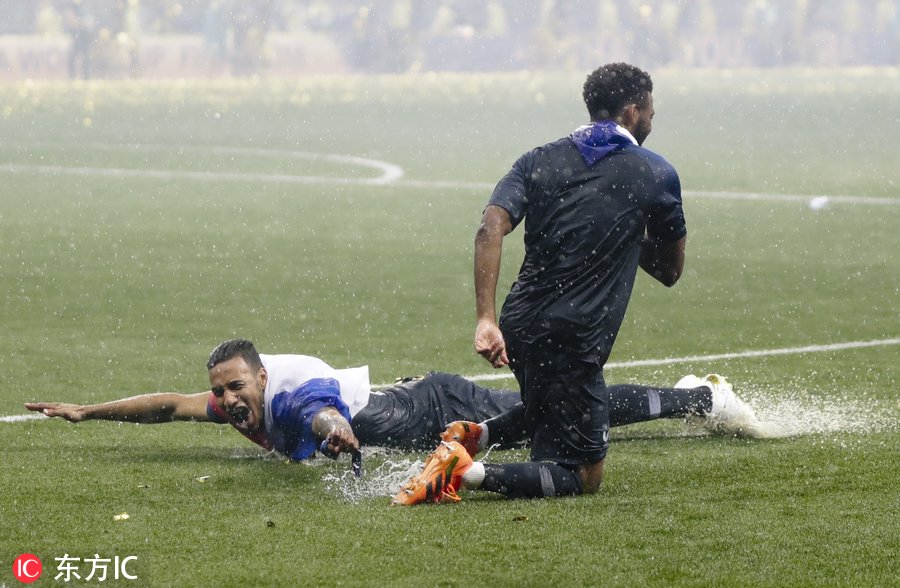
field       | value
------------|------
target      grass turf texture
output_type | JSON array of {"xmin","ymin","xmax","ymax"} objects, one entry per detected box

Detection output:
[{"xmin": 1, "ymin": 69, "xmax": 898, "ymax": 586}]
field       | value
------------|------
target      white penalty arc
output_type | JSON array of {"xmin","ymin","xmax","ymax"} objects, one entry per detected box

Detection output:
[{"xmin": 0, "ymin": 143, "xmax": 404, "ymax": 186}]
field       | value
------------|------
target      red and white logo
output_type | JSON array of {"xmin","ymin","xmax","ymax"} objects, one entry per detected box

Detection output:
[{"xmin": 13, "ymin": 553, "xmax": 43, "ymax": 584}]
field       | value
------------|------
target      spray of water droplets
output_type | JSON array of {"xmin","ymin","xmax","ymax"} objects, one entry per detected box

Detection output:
[
  {"xmin": 734, "ymin": 386, "xmax": 897, "ymax": 438},
  {"xmin": 320, "ymin": 447, "xmax": 425, "ymax": 502},
  {"xmin": 319, "ymin": 444, "xmax": 512, "ymax": 502}
]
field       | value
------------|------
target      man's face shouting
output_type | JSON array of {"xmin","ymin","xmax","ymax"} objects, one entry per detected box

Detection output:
[{"xmin": 208, "ymin": 355, "xmax": 267, "ymax": 433}]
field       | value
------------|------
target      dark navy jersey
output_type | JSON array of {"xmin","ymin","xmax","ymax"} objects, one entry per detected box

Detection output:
[{"xmin": 489, "ymin": 126, "xmax": 685, "ymax": 361}]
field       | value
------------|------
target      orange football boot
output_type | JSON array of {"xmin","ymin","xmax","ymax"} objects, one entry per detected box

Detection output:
[
  {"xmin": 440, "ymin": 421, "xmax": 484, "ymax": 457},
  {"xmin": 391, "ymin": 441, "xmax": 473, "ymax": 505}
]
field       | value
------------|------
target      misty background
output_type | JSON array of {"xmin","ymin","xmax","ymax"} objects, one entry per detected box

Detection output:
[{"xmin": 0, "ymin": 0, "xmax": 897, "ymax": 80}]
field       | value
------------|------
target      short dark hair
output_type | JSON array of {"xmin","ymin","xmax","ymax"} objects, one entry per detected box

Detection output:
[
  {"xmin": 206, "ymin": 339, "xmax": 263, "ymax": 371},
  {"xmin": 582, "ymin": 63, "xmax": 653, "ymax": 121}
]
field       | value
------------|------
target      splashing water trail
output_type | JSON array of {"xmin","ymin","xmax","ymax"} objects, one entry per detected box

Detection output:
[
  {"xmin": 322, "ymin": 448, "xmax": 424, "ymax": 502},
  {"xmin": 741, "ymin": 386, "xmax": 897, "ymax": 438}
]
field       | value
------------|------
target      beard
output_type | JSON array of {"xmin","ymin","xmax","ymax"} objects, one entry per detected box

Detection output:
[{"xmin": 633, "ymin": 119, "xmax": 651, "ymax": 145}]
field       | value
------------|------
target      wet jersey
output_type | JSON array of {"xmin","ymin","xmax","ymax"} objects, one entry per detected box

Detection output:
[
  {"xmin": 206, "ymin": 354, "xmax": 371, "ymax": 460},
  {"xmin": 488, "ymin": 122, "xmax": 686, "ymax": 362}
]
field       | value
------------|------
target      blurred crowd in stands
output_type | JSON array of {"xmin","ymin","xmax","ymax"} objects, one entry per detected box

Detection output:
[{"xmin": 0, "ymin": 0, "xmax": 897, "ymax": 78}]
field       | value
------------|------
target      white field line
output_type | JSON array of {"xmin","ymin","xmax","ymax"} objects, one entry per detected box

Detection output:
[
  {"xmin": 0, "ymin": 145, "xmax": 406, "ymax": 187},
  {"xmin": 2, "ymin": 160, "xmax": 898, "ymax": 205},
  {"xmin": 388, "ymin": 184, "xmax": 900, "ymax": 206},
  {"xmin": 0, "ymin": 163, "xmax": 402, "ymax": 186},
  {"xmin": 1, "ymin": 143, "xmax": 404, "ymax": 185},
  {"xmin": 4, "ymin": 337, "xmax": 898, "ymax": 423},
  {"xmin": 460, "ymin": 337, "xmax": 900, "ymax": 383},
  {"xmin": 0, "ymin": 144, "xmax": 897, "ymax": 203},
  {"xmin": 0, "ymin": 413, "xmax": 46, "ymax": 423},
  {"xmin": 685, "ymin": 190, "xmax": 898, "ymax": 206},
  {"xmin": 395, "ymin": 178, "xmax": 494, "ymax": 190}
]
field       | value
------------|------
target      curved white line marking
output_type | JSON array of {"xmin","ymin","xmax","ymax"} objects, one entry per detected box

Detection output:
[
  {"xmin": 0, "ymin": 143, "xmax": 404, "ymax": 186},
  {"xmin": 165, "ymin": 144, "xmax": 405, "ymax": 185},
  {"xmin": 0, "ymin": 163, "xmax": 401, "ymax": 186}
]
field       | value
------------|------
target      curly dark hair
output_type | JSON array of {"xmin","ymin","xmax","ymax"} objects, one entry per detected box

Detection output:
[
  {"xmin": 582, "ymin": 63, "xmax": 653, "ymax": 121},
  {"xmin": 206, "ymin": 338, "xmax": 263, "ymax": 371}
]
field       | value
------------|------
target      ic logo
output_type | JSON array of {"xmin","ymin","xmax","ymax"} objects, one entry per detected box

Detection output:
[{"xmin": 13, "ymin": 553, "xmax": 42, "ymax": 584}]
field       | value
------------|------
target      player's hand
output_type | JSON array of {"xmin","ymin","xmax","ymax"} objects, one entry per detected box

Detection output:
[
  {"xmin": 323, "ymin": 427, "xmax": 360, "ymax": 456},
  {"xmin": 474, "ymin": 319, "xmax": 509, "ymax": 368},
  {"xmin": 24, "ymin": 402, "xmax": 86, "ymax": 422}
]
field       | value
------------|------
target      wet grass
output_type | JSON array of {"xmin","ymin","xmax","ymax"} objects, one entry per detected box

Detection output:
[{"xmin": 1, "ymin": 69, "xmax": 898, "ymax": 586}]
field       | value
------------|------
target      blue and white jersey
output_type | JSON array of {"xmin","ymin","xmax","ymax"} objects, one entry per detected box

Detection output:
[
  {"xmin": 208, "ymin": 353, "xmax": 371, "ymax": 461},
  {"xmin": 260, "ymin": 354, "xmax": 371, "ymax": 418}
]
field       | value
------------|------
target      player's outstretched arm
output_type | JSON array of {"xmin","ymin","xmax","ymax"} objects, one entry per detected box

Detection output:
[{"xmin": 25, "ymin": 392, "xmax": 211, "ymax": 424}]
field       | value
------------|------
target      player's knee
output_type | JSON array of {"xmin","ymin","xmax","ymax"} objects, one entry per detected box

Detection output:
[
  {"xmin": 580, "ymin": 479, "xmax": 602, "ymax": 494},
  {"xmin": 576, "ymin": 459, "xmax": 605, "ymax": 494}
]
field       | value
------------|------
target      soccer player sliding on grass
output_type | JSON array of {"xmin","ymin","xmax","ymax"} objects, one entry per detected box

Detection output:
[
  {"xmin": 394, "ymin": 62, "xmax": 716, "ymax": 504},
  {"xmin": 26, "ymin": 339, "xmax": 763, "ymax": 469}
]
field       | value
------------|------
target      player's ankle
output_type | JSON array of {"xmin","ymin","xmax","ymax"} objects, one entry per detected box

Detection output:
[
  {"xmin": 462, "ymin": 461, "xmax": 485, "ymax": 489},
  {"xmin": 478, "ymin": 423, "xmax": 490, "ymax": 451}
]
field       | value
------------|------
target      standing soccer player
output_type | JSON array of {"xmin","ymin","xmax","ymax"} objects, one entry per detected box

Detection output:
[{"xmin": 394, "ymin": 63, "xmax": 688, "ymax": 504}]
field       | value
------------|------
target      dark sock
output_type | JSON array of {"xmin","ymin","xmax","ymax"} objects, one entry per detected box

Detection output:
[
  {"xmin": 659, "ymin": 385, "xmax": 712, "ymax": 416},
  {"xmin": 482, "ymin": 403, "xmax": 533, "ymax": 448},
  {"xmin": 481, "ymin": 462, "xmax": 582, "ymax": 498},
  {"xmin": 607, "ymin": 384, "xmax": 712, "ymax": 426}
]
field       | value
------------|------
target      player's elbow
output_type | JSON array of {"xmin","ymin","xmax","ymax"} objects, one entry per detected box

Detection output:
[
  {"xmin": 646, "ymin": 237, "xmax": 685, "ymax": 287},
  {"xmin": 475, "ymin": 206, "xmax": 513, "ymax": 244},
  {"xmin": 475, "ymin": 219, "xmax": 503, "ymax": 247},
  {"xmin": 641, "ymin": 260, "xmax": 682, "ymax": 287},
  {"xmin": 657, "ymin": 267, "xmax": 682, "ymax": 287}
]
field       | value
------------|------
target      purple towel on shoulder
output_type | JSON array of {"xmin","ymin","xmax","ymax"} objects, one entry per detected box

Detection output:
[{"xmin": 569, "ymin": 121, "xmax": 635, "ymax": 166}]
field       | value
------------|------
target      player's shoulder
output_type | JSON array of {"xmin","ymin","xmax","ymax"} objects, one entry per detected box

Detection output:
[
  {"xmin": 519, "ymin": 136, "xmax": 576, "ymax": 161},
  {"xmin": 514, "ymin": 137, "xmax": 585, "ymax": 178},
  {"xmin": 624, "ymin": 145, "xmax": 678, "ymax": 178},
  {"xmin": 542, "ymin": 136, "xmax": 583, "ymax": 159}
]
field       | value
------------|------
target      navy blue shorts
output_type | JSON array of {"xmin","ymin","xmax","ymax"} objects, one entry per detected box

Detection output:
[
  {"xmin": 505, "ymin": 334, "xmax": 609, "ymax": 465},
  {"xmin": 352, "ymin": 372, "xmax": 521, "ymax": 450}
]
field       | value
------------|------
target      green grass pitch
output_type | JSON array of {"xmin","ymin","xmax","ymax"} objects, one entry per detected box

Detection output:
[{"xmin": 1, "ymin": 69, "xmax": 898, "ymax": 586}]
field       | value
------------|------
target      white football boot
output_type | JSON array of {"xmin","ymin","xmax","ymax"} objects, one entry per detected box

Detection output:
[
  {"xmin": 677, "ymin": 373, "xmax": 769, "ymax": 438},
  {"xmin": 674, "ymin": 374, "xmax": 706, "ymax": 389},
  {"xmin": 700, "ymin": 374, "xmax": 769, "ymax": 438}
]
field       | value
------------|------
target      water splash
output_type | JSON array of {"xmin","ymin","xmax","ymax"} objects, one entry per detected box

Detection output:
[
  {"xmin": 736, "ymin": 387, "xmax": 897, "ymax": 438},
  {"xmin": 319, "ymin": 443, "xmax": 518, "ymax": 501},
  {"xmin": 321, "ymin": 448, "xmax": 424, "ymax": 502}
]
